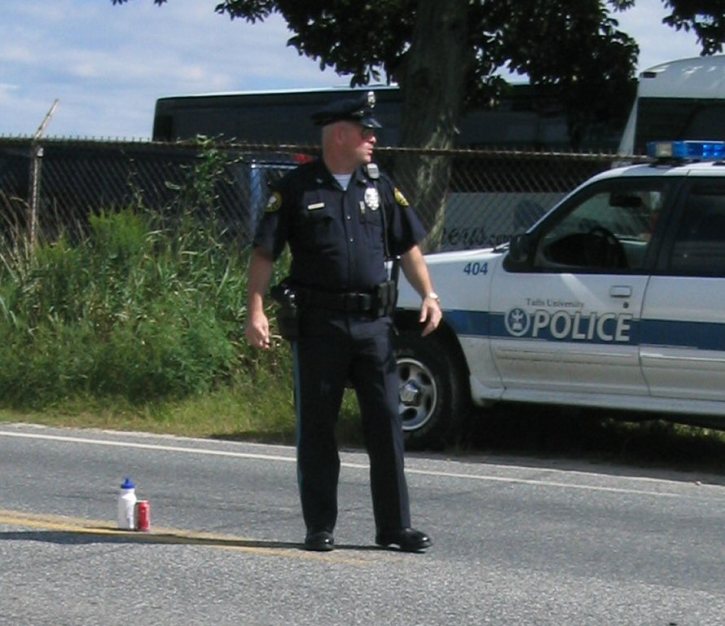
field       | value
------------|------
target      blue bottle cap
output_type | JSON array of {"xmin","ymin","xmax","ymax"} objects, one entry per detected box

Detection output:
[{"xmin": 120, "ymin": 477, "xmax": 135, "ymax": 489}]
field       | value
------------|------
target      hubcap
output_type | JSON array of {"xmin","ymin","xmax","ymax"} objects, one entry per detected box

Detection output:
[{"xmin": 397, "ymin": 357, "xmax": 437, "ymax": 432}]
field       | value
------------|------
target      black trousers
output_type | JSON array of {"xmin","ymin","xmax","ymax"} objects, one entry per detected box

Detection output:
[{"xmin": 292, "ymin": 311, "xmax": 411, "ymax": 535}]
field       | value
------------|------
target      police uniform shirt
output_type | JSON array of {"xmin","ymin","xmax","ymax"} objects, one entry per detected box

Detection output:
[{"xmin": 254, "ymin": 159, "xmax": 426, "ymax": 292}]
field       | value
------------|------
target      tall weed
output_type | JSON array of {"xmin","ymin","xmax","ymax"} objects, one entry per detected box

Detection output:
[{"xmin": 0, "ymin": 203, "xmax": 284, "ymax": 409}]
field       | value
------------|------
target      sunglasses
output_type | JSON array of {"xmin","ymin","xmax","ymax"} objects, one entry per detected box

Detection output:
[{"xmin": 359, "ymin": 126, "xmax": 377, "ymax": 140}]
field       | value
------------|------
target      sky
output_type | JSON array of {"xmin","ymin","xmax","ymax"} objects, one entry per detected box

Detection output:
[{"xmin": 0, "ymin": 0, "xmax": 713, "ymax": 140}]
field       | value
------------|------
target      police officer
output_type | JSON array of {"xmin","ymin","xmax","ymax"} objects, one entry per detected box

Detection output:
[{"xmin": 245, "ymin": 92, "xmax": 441, "ymax": 552}]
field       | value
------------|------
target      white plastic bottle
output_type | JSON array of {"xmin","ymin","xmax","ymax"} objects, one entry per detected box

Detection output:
[{"xmin": 117, "ymin": 477, "xmax": 137, "ymax": 530}]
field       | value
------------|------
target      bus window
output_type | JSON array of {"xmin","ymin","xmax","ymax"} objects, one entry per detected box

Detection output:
[{"xmin": 152, "ymin": 85, "xmax": 624, "ymax": 151}]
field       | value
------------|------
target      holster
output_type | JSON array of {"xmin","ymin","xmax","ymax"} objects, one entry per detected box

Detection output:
[
  {"xmin": 270, "ymin": 281, "xmax": 300, "ymax": 341},
  {"xmin": 373, "ymin": 279, "xmax": 398, "ymax": 318}
]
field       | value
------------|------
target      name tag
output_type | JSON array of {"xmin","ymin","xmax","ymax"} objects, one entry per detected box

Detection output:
[{"xmin": 307, "ymin": 202, "xmax": 325, "ymax": 211}]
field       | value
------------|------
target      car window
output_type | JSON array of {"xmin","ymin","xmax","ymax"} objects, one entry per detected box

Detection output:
[
  {"xmin": 669, "ymin": 185, "xmax": 725, "ymax": 276},
  {"xmin": 534, "ymin": 181, "xmax": 667, "ymax": 272}
]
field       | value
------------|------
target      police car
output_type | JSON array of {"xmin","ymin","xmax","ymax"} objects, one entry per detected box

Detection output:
[{"xmin": 394, "ymin": 140, "xmax": 725, "ymax": 449}]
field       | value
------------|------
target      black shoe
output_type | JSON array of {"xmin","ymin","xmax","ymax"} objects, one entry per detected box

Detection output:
[
  {"xmin": 304, "ymin": 531, "xmax": 334, "ymax": 552},
  {"xmin": 375, "ymin": 527, "xmax": 431, "ymax": 552}
]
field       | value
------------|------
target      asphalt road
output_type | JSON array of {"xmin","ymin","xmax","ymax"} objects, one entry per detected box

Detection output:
[{"xmin": 0, "ymin": 423, "xmax": 723, "ymax": 626}]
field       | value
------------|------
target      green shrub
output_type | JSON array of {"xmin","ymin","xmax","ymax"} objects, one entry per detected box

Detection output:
[{"xmin": 0, "ymin": 204, "xmax": 287, "ymax": 409}]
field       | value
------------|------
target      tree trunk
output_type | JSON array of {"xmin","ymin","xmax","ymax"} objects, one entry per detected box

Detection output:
[{"xmin": 395, "ymin": 0, "xmax": 470, "ymax": 251}]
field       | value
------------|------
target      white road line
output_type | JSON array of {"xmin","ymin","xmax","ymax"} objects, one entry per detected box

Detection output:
[
  {"xmin": 0, "ymin": 429, "xmax": 296, "ymax": 462},
  {"xmin": 0, "ymin": 429, "xmax": 720, "ymax": 500}
]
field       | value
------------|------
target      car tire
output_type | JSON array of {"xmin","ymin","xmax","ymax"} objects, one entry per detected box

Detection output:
[{"xmin": 394, "ymin": 329, "xmax": 466, "ymax": 450}]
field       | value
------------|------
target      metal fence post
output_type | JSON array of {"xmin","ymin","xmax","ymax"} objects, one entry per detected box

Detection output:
[
  {"xmin": 27, "ymin": 99, "xmax": 59, "ymax": 249},
  {"xmin": 27, "ymin": 142, "xmax": 43, "ymax": 249}
]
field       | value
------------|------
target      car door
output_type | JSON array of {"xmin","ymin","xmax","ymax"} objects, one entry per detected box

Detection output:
[
  {"xmin": 641, "ymin": 178, "xmax": 725, "ymax": 402},
  {"xmin": 490, "ymin": 176, "xmax": 672, "ymax": 398}
]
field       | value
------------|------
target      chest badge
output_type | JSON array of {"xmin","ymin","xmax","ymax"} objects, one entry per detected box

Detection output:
[{"xmin": 364, "ymin": 187, "xmax": 380, "ymax": 212}]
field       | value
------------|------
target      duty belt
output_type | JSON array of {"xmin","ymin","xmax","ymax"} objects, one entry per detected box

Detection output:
[{"xmin": 294, "ymin": 281, "xmax": 397, "ymax": 317}]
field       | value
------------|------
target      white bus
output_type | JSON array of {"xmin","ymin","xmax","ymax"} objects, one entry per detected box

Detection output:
[{"xmin": 618, "ymin": 54, "xmax": 725, "ymax": 155}]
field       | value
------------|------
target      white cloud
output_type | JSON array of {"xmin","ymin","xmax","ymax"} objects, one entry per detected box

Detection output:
[
  {"xmin": 0, "ymin": 44, "xmax": 36, "ymax": 63},
  {"xmin": 0, "ymin": 83, "xmax": 20, "ymax": 107}
]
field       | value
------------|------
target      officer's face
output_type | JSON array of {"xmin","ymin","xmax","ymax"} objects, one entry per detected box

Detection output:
[{"xmin": 343, "ymin": 122, "xmax": 377, "ymax": 165}]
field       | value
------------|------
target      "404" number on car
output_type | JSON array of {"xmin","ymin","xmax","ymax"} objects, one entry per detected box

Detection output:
[{"xmin": 463, "ymin": 261, "xmax": 488, "ymax": 276}]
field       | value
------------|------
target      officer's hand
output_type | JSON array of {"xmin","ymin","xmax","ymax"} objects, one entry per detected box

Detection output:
[
  {"xmin": 245, "ymin": 311, "xmax": 272, "ymax": 349},
  {"xmin": 419, "ymin": 297, "xmax": 442, "ymax": 337}
]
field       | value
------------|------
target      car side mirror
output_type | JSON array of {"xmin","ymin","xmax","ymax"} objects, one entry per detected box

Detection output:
[{"xmin": 507, "ymin": 233, "xmax": 533, "ymax": 266}]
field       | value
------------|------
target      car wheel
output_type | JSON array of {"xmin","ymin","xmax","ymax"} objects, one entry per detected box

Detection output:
[{"xmin": 394, "ymin": 329, "xmax": 466, "ymax": 450}]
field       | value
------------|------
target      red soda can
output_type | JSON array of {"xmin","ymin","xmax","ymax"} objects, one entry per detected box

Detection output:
[{"xmin": 134, "ymin": 500, "xmax": 150, "ymax": 532}]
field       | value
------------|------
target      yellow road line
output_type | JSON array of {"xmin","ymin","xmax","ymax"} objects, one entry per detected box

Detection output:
[{"xmin": 0, "ymin": 509, "xmax": 382, "ymax": 564}]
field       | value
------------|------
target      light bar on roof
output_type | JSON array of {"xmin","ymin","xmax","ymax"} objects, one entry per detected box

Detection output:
[{"xmin": 647, "ymin": 140, "xmax": 725, "ymax": 160}]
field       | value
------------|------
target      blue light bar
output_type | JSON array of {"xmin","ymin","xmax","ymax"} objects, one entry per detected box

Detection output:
[{"xmin": 647, "ymin": 140, "xmax": 725, "ymax": 160}]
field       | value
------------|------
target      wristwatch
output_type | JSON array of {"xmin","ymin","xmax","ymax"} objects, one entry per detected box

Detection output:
[{"xmin": 425, "ymin": 292, "xmax": 441, "ymax": 303}]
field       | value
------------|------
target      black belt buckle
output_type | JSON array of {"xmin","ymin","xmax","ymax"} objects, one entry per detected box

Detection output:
[{"xmin": 345, "ymin": 292, "xmax": 372, "ymax": 312}]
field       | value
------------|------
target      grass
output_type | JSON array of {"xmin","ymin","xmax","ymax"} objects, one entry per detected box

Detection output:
[
  {"xmin": 0, "ymin": 385, "xmax": 364, "ymax": 446},
  {"xmin": 0, "ymin": 385, "xmax": 297, "ymax": 442},
  {"xmin": 0, "ymin": 202, "xmax": 362, "ymax": 439}
]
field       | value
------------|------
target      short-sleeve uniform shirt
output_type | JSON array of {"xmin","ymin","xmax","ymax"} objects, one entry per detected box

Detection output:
[{"xmin": 254, "ymin": 160, "xmax": 426, "ymax": 292}]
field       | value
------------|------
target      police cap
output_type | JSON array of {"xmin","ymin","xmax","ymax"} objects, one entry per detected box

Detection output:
[{"xmin": 311, "ymin": 91, "xmax": 383, "ymax": 128}]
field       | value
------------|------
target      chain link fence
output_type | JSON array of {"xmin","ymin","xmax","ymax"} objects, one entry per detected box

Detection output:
[{"xmin": 0, "ymin": 137, "xmax": 642, "ymax": 252}]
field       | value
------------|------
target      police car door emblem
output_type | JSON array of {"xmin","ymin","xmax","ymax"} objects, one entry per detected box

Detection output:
[
  {"xmin": 505, "ymin": 308, "xmax": 531, "ymax": 337},
  {"xmin": 364, "ymin": 187, "xmax": 380, "ymax": 211}
]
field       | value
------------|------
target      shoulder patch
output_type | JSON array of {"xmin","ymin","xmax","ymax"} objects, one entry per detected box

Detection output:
[
  {"xmin": 265, "ymin": 191, "xmax": 282, "ymax": 213},
  {"xmin": 394, "ymin": 188, "xmax": 409, "ymax": 208}
]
